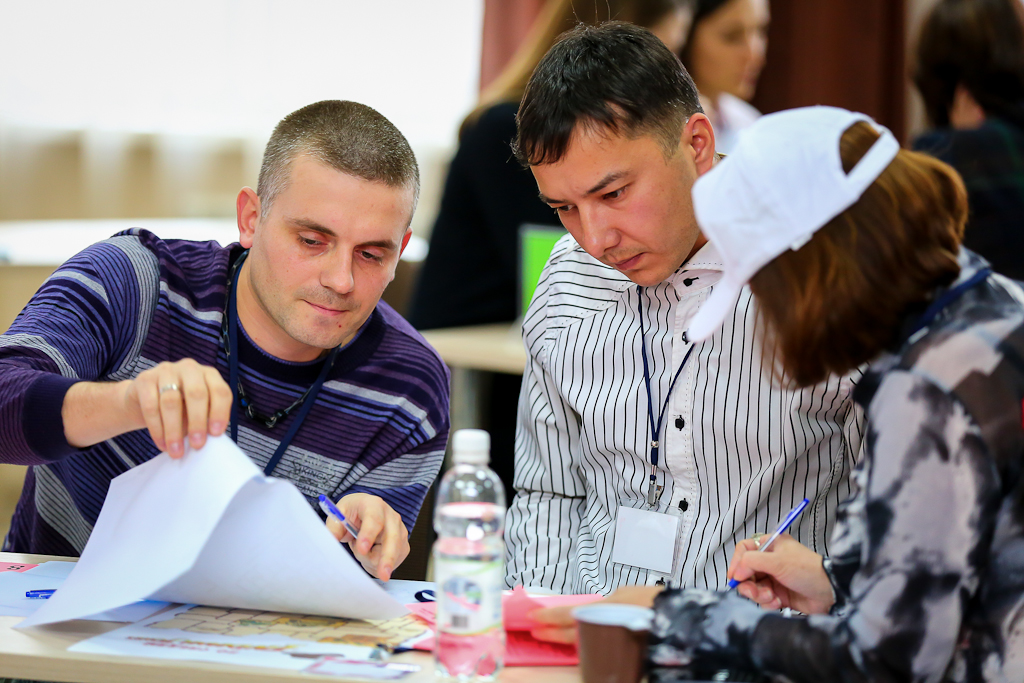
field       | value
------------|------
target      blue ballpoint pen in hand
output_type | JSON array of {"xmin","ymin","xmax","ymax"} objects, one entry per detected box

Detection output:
[
  {"xmin": 727, "ymin": 497, "xmax": 810, "ymax": 590},
  {"xmin": 318, "ymin": 494, "xmax": 362, "ymax": 540}
]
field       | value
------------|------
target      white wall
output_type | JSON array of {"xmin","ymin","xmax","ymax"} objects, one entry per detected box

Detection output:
[{"xmin": 0, "ymin": 0, "xmax": 484, "ymax": 234}]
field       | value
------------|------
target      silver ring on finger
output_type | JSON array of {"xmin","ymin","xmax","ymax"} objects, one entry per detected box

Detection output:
[
  {"xmin": 752, "ymin": 532, "xmax": 767, "ymax": 549},
  {"xmin": 159, "ymin": 383, "xmax": 181, "ymax": 395}
]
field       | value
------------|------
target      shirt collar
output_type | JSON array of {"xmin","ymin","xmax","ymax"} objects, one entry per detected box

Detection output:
[
  {"xmin": 681, "ymin": 239, "xmax": 725, "ymax": 271},
  {"xmin": 667, "ymin": 239, "xmax": 725, "ymax": 295}
]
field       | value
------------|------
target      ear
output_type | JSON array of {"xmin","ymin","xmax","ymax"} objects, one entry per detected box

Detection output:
[
  {"xmin": 683, "ymin": 113, "xmax": 717, "ymax": 176},
  {"xmin": 386, "ymin": 228, "xmax": 414, "ymax": 285},
  {"xmin": 236, "ymin": 187, "xmax": 261, "ymax": 248},
  {"xmin": 398, "ymin": 227, "xmax": 413, "ymax": 257}
]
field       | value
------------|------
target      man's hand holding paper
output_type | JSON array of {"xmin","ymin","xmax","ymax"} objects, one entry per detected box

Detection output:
[
  {"xmin": 123, "ymin": 358, "xmax": 234, "ymax": 456},
  {"xmin": 62, "ymin": 358, "xmax": 233, "ymax": 457}
]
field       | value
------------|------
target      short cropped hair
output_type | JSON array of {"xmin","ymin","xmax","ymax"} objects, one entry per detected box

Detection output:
[
  {"xmin": 513, "ymin": 21, "xmax": 703, "ymax": 166},
  {"xmin": 257, "ymin": 100, "xmax": 420, "ymax": 218},
  {"xmin": 750, "ymin": 122, "xmax": 967, "ymax": 387}
]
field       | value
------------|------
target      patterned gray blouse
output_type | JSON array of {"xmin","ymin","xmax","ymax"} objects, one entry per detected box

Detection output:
[{"xmin": 647, "ymin": 251, "xmax": 1024, "ymax": 683}]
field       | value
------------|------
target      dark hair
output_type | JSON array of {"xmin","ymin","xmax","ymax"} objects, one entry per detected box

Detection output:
[
  {"xmin": 257, "ymin": 100, "xmax": 419, "ymax": 217},
  {"xmin": 513, "ymin": 21, "xmax": 703, "ymax": 166},
  {"xmin": 913, "ymin": 0, "xmax": 1024, "ymax": 128},
  {"xmin": 679, "ymin": 0, "xmax": 732, "ymax": 72},
  {"xmin": 749, "ymin": 122, "xmax": 966, "ymax": 387}
]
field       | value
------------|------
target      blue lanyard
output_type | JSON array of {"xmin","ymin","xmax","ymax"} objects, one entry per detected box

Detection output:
[
  {"xmin": 637, "ymin": 285, "xmax": 696, "ymax": 507},
  {"xmin": 908, "ymin": 267, "xmax": 991, "ymax": 338},
  {"xmin": 226, "ymin": 252, "xmax": 339, "ymax": 477}
]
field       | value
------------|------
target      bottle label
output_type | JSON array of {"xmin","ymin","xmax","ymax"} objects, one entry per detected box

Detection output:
[{"xmin": 434, "ymin": 557, "xmax": 503, "ymax": 635}]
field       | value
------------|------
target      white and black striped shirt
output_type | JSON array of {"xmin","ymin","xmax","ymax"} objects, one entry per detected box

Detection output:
[{"xmin": 505, "ymin": 236, "xmax": 863, "ymax": 595}]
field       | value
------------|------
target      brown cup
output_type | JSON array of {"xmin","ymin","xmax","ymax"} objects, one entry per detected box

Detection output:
[{"xmin": 573, "ymin": 604, "xmax": 654, "ymax": 683}]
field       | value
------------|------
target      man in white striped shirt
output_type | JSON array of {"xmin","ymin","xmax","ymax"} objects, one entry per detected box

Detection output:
[{"xmin": 504, "ymin": 23, "xmax": 863, "ymax": 595}]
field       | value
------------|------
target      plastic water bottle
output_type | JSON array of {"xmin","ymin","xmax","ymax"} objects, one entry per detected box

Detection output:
[{"xmin": 433, "ymin": 429, "xmax": 506, "ymax": 681}]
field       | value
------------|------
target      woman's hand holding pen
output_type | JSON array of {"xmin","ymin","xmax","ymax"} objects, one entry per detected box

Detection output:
[
  {"xmin": 727, "ymin": 533, "xmax": 834, "ymax": 614},
  {"xmin": 326, "ymin": 493, "xmax": 409, "ymax": 582}
]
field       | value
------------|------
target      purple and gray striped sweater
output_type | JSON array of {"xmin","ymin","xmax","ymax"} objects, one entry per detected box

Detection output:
[{"xmin": 0, "ymin": 229, "xmax": 450, "ymax": 557}]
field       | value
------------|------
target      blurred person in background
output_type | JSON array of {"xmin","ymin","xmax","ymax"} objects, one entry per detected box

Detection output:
[
  {"xmin": 913, "ymin": 0, "xmax": 1024, "ymax": 280},
  {"xmin": 680, "ymin": 0, "xmax": 769, "ymax": 153},
  {"xmin": 408, "ymin": 0, "xmax": 694, "ymax": 494}
]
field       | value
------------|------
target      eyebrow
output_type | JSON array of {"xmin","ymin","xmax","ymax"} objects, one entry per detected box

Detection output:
[
  {"xmin": 291, "ymin": 218, "xmax": 336, "ymax": 237},
  {"xmin": 538, "ymin": 171, "xmax": 629, "ymax": 205},
  {"xmin": 290, "ymin": 218, "xmax": 399, "ymax": 251},
  {"xmin": 358, "ymin": 239, "xmax": 399, "ymax": 251}
]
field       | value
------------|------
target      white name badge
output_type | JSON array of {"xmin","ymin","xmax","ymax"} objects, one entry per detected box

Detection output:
[{"xmin": 610, "ymin": 506, "xmax": 680, "ymax": 574}]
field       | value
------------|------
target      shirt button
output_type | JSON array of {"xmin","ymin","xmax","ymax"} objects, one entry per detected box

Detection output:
[
  {"xmin": 678, "ymin": 499, "xmax": 689, "ymax": 512},
  {"xmin": 683, "ymin": 277, "xmax": 699, "ymax": 286},
  {"xmin": 675, "ymin": 416, "xmax": 685, "ymax": 430}
]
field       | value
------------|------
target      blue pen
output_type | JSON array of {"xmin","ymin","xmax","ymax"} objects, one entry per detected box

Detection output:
[
  {"xmin": 728, "ymin": 497, "xmax": 810, "ymax": 589},
  {"xmin": 318, "ymin": 494, "xmax": 361, "ymax": 540},
  {"xmin": 25, "ymin": 589, "xmax": 56, "ymax": 599}
]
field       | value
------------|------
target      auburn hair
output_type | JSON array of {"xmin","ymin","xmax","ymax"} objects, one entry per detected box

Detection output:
[{"xmin": 749, "ymin": 122, "xmax": 967, "ymax": 387}]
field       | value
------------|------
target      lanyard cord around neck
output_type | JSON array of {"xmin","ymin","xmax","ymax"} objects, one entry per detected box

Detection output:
[
  {"xmin": 225, "ymin": 251, "xmax": 340, "ymax": 476},
  {"xmin": 908, "ymin": 267, "xmax": 992, "ymax": 339},
  {"xmin": 637, "ymin": 285, "xmax": 696, "ymax": 507}
]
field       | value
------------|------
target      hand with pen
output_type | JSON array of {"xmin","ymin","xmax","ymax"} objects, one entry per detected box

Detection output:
[
  {"xmin": 320, "ymin": 493, "xmax": 409, "ymax": 582},
  {"xmin": 726, "ymin": 533, "xmax": 835, "ymax": 614}
]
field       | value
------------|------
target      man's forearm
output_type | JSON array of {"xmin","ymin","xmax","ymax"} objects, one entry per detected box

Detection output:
[{"xmin": 62, "ymin": 380, "xmax": 143, "ymax": 448}]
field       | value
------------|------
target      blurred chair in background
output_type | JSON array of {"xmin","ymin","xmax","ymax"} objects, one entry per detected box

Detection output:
[
  {"xmin": 680, "ymin": 0, "xmax": 770, "ymax": 152},
  {"xmin": 912, "ymin": 0, "xmax": 1024, "ymax": 281},
  {"xmin": 407, "ymin": 0, "xmax": 694, "ymax": 496}
]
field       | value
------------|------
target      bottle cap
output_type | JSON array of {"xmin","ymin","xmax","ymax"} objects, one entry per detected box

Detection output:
[{"xmin": 452, "ymin": 429, "xmax": 490, "ymax": 465}]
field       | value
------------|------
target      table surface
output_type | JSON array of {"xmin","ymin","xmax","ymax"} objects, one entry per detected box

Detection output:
[
  {"xmin": 0, "ymin": 552, "xmax": 580, "ymax": 683},
  {"xmin": 420, "ymin": 323, "xmax": 527, "ymax": 375}
]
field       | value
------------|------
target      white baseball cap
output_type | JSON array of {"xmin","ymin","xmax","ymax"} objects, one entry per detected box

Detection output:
[{"xmin": 686, "ymin": 106, "xmax": 900, "ymax": 342}]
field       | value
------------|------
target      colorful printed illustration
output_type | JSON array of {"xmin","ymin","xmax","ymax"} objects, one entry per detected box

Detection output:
[{"xmin": 147, "ymin": 605, "xmax": 427, "ymax": 648}]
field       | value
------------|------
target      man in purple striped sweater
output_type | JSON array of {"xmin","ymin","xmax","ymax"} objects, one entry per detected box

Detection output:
[{"xmin": 0, "ymin": 101, "xmax": 450, "ymax": 582}]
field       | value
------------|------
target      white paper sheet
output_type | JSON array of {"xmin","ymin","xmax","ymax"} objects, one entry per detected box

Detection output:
[
  {"xmin": 22, "ymin": 561, "xmax": 77, "ymax": 579},
  {"xmin": 20, "ymin": 435, "xmax": 406, "ymax": 627},
  {"xmin": 0, "ymin": 568, "xmax": 169, "ymax": 621}
]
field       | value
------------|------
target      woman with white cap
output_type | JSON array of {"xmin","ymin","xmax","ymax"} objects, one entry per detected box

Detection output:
[
  {"xmin": 524, "ymin": 106, "xmax": 1024, "ymax": 681},
  {"xmin": 638, "ymin": 106, "xmax": 1024, "ymax": 681}
]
